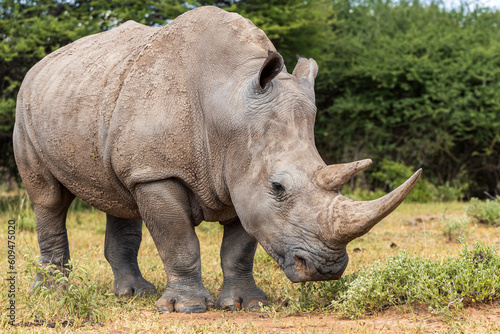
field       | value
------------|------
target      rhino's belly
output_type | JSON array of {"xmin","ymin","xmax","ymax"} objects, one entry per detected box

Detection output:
[{"xmin": 66, "ymin": 181, "xmax": 141, "ymax": 220}]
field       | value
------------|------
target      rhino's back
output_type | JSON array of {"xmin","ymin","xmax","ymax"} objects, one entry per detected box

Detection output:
[{"xmin": 15, "ymin": 21, "xmax": 154, "ymax": 218}]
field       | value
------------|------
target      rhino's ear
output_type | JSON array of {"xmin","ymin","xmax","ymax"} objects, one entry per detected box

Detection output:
[
  {"xmin": 292, "ymin": 57, "xmax": 319, "ymax": 86},
  {"xmin": 258, "ymin": 51, "xmax": 284, "ymax": 91}
]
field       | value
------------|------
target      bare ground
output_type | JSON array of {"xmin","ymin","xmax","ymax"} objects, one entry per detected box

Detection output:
[{"xmin": 95, "ymin": 303, "xmax": 500, "ymax": 334}]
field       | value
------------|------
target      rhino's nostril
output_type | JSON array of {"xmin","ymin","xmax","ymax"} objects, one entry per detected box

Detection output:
[{"xmin": 295, "ymin": 255, "xmax": 308, "ymax": 272}]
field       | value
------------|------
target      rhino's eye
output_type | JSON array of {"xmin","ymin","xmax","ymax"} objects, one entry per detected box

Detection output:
[{"xmin": 272, "ymin": 182, "xmax": 286, "ymax": 193}]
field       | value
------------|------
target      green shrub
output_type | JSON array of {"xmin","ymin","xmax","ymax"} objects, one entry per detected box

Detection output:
[
  {"xmin": 434, "ymin": 182, "xmax": 468, "ymax": 202},
  {"xmin": 332, "ymin": 242, "xmax": 500, "ymax": 319},
  {"xmin": 343, "ymin": 159, "xmax": 465, "ymax": 202},
  {"xmin": 466, "ymin": 197, "xmax": 500, "ymax": 226},
  {"xmin": 440, "ymin": 215, "xmax": 471, "ymax": 242},
  {"xmin": 26, "ymin": 258, "xmax": 108, "ymax": 324},
  {"xmin": 341, "ymin": 184, "xmax": 388, "ymax": 201},
  {"xmin": 372, "ymin": 159, "xmax": 433, "ymax": 202}
]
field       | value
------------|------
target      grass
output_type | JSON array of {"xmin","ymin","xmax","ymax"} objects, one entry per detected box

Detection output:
[{"xmin": 0, "ymin": 193, "xmax": 500, "ymax": 333}]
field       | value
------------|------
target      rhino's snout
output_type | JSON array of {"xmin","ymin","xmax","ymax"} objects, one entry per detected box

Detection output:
[{"xmin": 282, "ymin": 249, "xmax": 348, "ymax": 283}]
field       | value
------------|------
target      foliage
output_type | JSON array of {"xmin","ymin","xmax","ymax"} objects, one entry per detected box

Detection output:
[
  {"xmin": 466, "ymin": 197, "xmax": 500, "ymax": 226},
  {"xmin": 26, "ymin": 258, "xmax": 107, "ymax": 324},
  {"xmin": 342, "ymin": 159, "xmax": 466, "ymax": 202},
  {"xmin": 332, "ymin": 242, "xmax": 500, "ymax": 319},
  {"xmin": 440, "ymin": 215, "xmax": 471, "ymax": 242},
  {"xmin": 372, "ymin": 159, "xmax": 432, "ymax": 202},
  {"xmin": 315, "ymin": 0, "xmax": 500, "ymax": 197}
]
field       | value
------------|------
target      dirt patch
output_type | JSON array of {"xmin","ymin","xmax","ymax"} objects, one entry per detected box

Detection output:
[{"xmin": 153, "ymin": 303, "xmax": 500, "ymax": 333}]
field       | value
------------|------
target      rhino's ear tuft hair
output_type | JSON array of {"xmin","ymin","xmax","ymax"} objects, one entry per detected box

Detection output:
[
  {"xmin": 258, "ymin": 51, "xmax": 284, "ymax": 92},
  {"xmin": 292, "ymin": 57, "xmax": 319, "ymax": 86}
]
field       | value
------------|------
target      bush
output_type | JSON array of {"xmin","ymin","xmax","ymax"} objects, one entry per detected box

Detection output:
[
  {"xmin": 440, "ymin": 215, "xmax": 470, "ymax": 242},
  {"xmin": 466, "ymin": 197, "xmax": 500, "ymax": 226},
  {"xmin": 343, "ymin": 159, "xmax": 466, "ymax": 202},
  {"xmin": 25, "ymin": 258, "xmax": 107, "ymax": 325},
  {"xmin": 332, "ymin": 242, "xmax": 500, "ymax": 319},
  {"xmin": 372, "ymin": 159, "xmax": 433, "ymax": 202}
]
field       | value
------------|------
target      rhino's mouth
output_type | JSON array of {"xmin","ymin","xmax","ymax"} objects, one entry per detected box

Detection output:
[
  {"xmin": 283, "ymin": 249, "xmax": 348, "ymax": 283},
  {"xmin": 261, "ymin": 240, "xmax": 348, "ymax": 282}
]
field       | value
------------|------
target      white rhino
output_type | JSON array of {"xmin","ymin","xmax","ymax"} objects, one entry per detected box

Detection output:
[{"xmin": 14, "ymin": 6, "xmax": 421, "ymax": 313}]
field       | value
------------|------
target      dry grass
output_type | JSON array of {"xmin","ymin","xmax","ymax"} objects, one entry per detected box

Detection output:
[{"xmin": 1, "ymin": 196, "xmax": 500, "ymax": 333}]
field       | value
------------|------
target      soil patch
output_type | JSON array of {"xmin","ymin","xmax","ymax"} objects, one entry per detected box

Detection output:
[{"xmin": 153, "ymin": 303, "xmax": 500, "ymax": 333}]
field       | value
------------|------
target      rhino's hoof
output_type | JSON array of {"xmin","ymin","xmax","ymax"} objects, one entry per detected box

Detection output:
[
  {"xmin": 216, "ymin": 283, "xmax": 268, "ymax": 311},
  {"xmin": 114, "ymin": 277, "xmax": 156, "ymax": 297},
  {"xmin": 156, "ymin": 300, "xmax": 213, "ymax": 314},
  {"xmin": 156, "ymin": 289, "xmax": 215, "ymax": 313},
  {"xmin": 216, "ymin": 297, "xmax": 267, "ymax": 311}
]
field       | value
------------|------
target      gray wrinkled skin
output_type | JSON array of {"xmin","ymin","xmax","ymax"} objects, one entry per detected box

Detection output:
[{"xmin": 14, "ymin": 6, "xmax": 421, "ymax": 313}]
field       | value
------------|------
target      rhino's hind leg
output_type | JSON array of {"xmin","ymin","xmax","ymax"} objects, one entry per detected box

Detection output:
[
  {"xmin": 30, "ymin": 181, "xmax": 75, "ymax": 290},
  {"xmin": 31, "ymin": 188, "xmax": 75, "ymax": 290},
  {"xmin": 14, "ymin": 124, "xmax": 76, "ymax": 289},
  {"xmin": 104, "ymin": 215, "xmax": 156, "ymax": 297},
  {"xmin": 135, "ymin": 179, "xmax": 214, "ymax": 313},
  {"xmin": 216, "ymin": 218, "xmax": 268, "ymax": 310}
]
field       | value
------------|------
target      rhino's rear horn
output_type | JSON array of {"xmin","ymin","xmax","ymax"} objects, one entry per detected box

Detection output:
[
  {"xmin": 292, "ymin": 57, "xmax": 319, "ymax": 86},
  {"xmin": 258, "ymin": 51, "xmax": 284, "ymax": 91},
  {"xmin": 314, "ymin": 159, "xmax": 372, "ymax": 191}
]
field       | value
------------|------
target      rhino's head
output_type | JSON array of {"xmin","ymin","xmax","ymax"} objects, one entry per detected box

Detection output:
[{"xmin": 228, "ymin": 51, "xmax": 421, "ymax": 283}]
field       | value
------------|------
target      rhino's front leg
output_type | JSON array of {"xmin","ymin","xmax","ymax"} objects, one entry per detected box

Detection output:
[
  {"xmin": 135, "ymin": 180, "xmax": 214, "ymax": 313},
  {"xmin": 216, "ymin": 218, "xmax": 268, "ymax": 310}
]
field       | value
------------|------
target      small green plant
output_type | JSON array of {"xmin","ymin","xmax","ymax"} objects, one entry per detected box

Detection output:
[
  {"xmin": 440, "ymin": 215, "xmax": 471, "ymax": 242},
  {"xmin": 331, "ymin": 242, "xmax": 500, "ymax": 319},
  {"xmin": 25, "ymin": 258, "xmax": 107, "ymax": 325},
  {"xmin": 466, "ymin": 197, "xmax": 500, "ymax": 226}
]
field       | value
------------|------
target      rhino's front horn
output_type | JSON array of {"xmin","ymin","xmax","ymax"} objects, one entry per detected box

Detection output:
[
  {"xmin": 314, "ymin": 159, "xmax": 373, "ymax": 191},
  {"xmin": 331, "ymin": 169, "xmax": 422, "ymax": 243}
]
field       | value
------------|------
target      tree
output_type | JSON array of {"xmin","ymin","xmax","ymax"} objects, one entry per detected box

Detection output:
[{"xmin": 315, "ymin": 0, "xmax": 500, "ymax": 197}]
